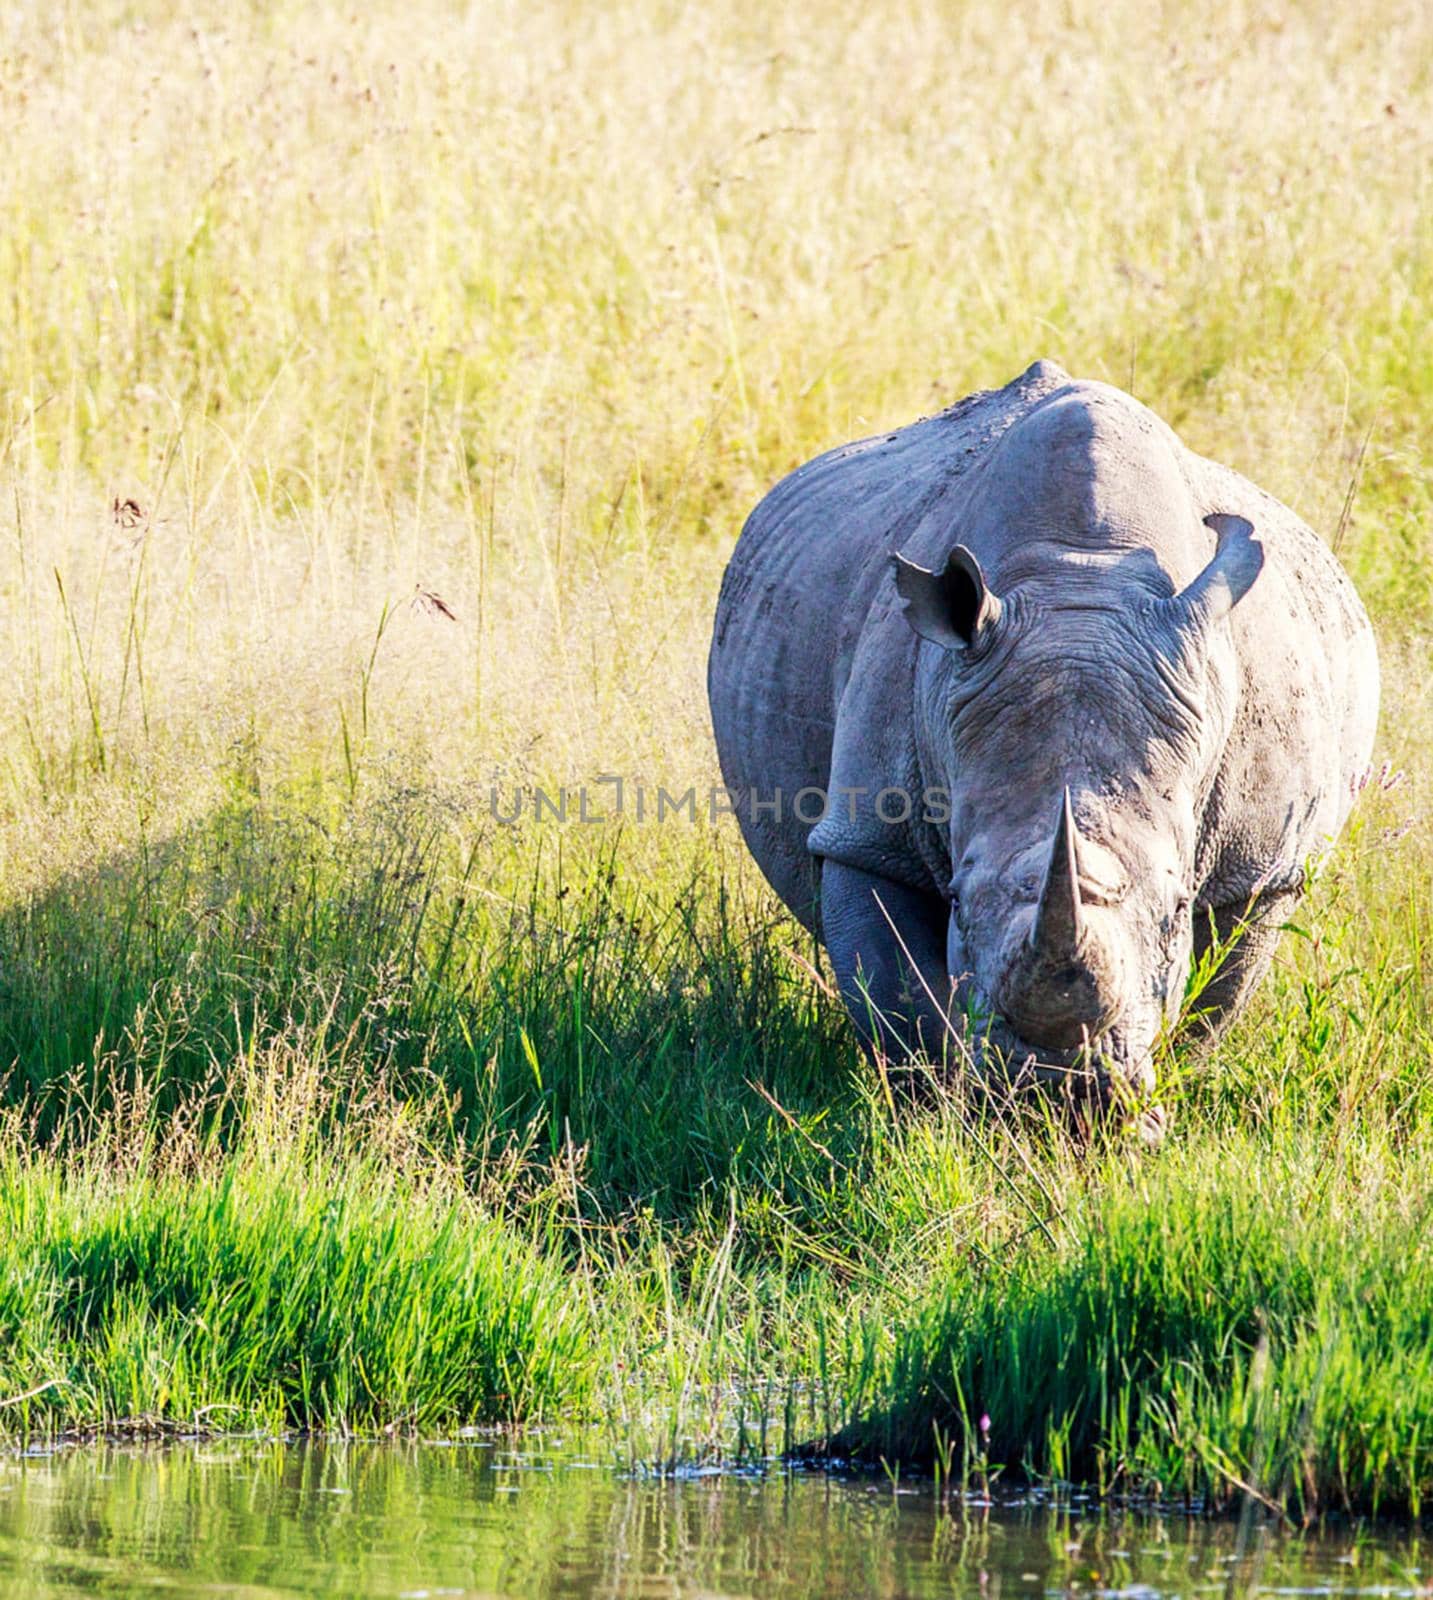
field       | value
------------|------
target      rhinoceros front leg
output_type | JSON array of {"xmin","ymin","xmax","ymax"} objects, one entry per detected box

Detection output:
[
  {"xmin": 819, "ymin": 860, "xmax": 953, "ymax": 1063},
  {"xmin": 1183, "ymin": 891, "xmax": 1299, "ymax": 1043}
]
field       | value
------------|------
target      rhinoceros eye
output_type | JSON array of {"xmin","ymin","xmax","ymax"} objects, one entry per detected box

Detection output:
[{"xmin": 1163, "ymin": 897, "xmax": 1193, "ymax": 945}]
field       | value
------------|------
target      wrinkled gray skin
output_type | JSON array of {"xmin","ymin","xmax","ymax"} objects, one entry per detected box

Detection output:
[{"xmin": 708, "ymin": 361, "xmax": 1379, "ymax": 1107}]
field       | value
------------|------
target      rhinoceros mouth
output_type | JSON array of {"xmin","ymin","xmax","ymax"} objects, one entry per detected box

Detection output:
[
  {"xmin": 951, "ymin": 1000, "xmax": 1154, "ymax": 1102},
  {"xmin": 944, "ymin": 1010, "xmax": 1165, "ymax": 1143}
]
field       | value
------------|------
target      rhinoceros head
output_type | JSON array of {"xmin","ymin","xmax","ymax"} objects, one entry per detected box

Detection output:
[{"xmin": 893, "ymin": 510, "xmax": 1264, "ymax": 1098}]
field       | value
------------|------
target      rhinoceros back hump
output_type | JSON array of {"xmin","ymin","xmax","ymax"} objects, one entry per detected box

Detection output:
[{"xmin": 707, "ymin": 360, "xmax": 1075, "ymax": 929}]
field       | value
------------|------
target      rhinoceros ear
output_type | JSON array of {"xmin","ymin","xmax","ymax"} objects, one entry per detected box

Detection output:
[
  {"xmin": 892, "ymin": 546, "xmax": 1002, "ymax": 650},
  {"xmin": 1163, "ymin": 513, "xmax": 1264, "ymax": 637}
]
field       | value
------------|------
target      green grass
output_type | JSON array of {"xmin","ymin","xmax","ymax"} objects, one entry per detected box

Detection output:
[
  {"xmin": 1, "ymin": 782, "xmax": 1428, "ymax": 1516},
  {"xmin": 0, "ymin": 1131, "xmax": 591, "ymax": 1435},
  {"xmin": 0, "ymin": 0, "xmax": 1430, "ymax": 1526},
  {"xmin": 841, "ymin": 1135, "xmax": 1433, "ymax": 1521}
]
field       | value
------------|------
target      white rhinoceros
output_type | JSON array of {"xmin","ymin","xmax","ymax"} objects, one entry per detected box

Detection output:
[{"xmin": 707, "ymin": 360, "xmax": 1379, "ymax": 1105}]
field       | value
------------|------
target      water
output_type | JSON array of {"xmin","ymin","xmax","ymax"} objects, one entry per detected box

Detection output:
[{"xmin": 0, "ymin": 1439, "xmax": 1424, "ymax": 1598}]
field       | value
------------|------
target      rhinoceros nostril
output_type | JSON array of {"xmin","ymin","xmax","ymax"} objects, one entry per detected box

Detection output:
[{"xmin": 1006, "ymin": 1013, "xmax": 1108, "ymax": 1052}]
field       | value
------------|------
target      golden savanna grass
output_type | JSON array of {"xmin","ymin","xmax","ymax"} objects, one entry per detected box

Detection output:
[
  {"xmin": 0, "ymin": 0, "xmax": 1430, "ymax": 1509},
  {"xmin": 3, "ymin": 0, "xmax": 1429, "ymax": 828}
]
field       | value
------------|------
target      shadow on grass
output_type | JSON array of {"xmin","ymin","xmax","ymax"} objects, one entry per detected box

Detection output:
[{"xmin": 0, "ymin": 781, "xmax": 863, "ymax": 1219}]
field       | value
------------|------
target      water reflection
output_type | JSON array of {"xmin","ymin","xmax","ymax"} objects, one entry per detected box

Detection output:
[{"xmin": 0, "ymin": 1440, "xmax": 1424, "ymax": 1598}]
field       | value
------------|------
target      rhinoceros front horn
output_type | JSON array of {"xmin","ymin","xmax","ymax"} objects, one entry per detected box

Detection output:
[
  {"xmin": 998, "ymin": 789, "xmax": 1121, "ymax": 1051},
  {"xmin": 1032, "ymin": 786, "xmax": 1084, "ymax": 961}
]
